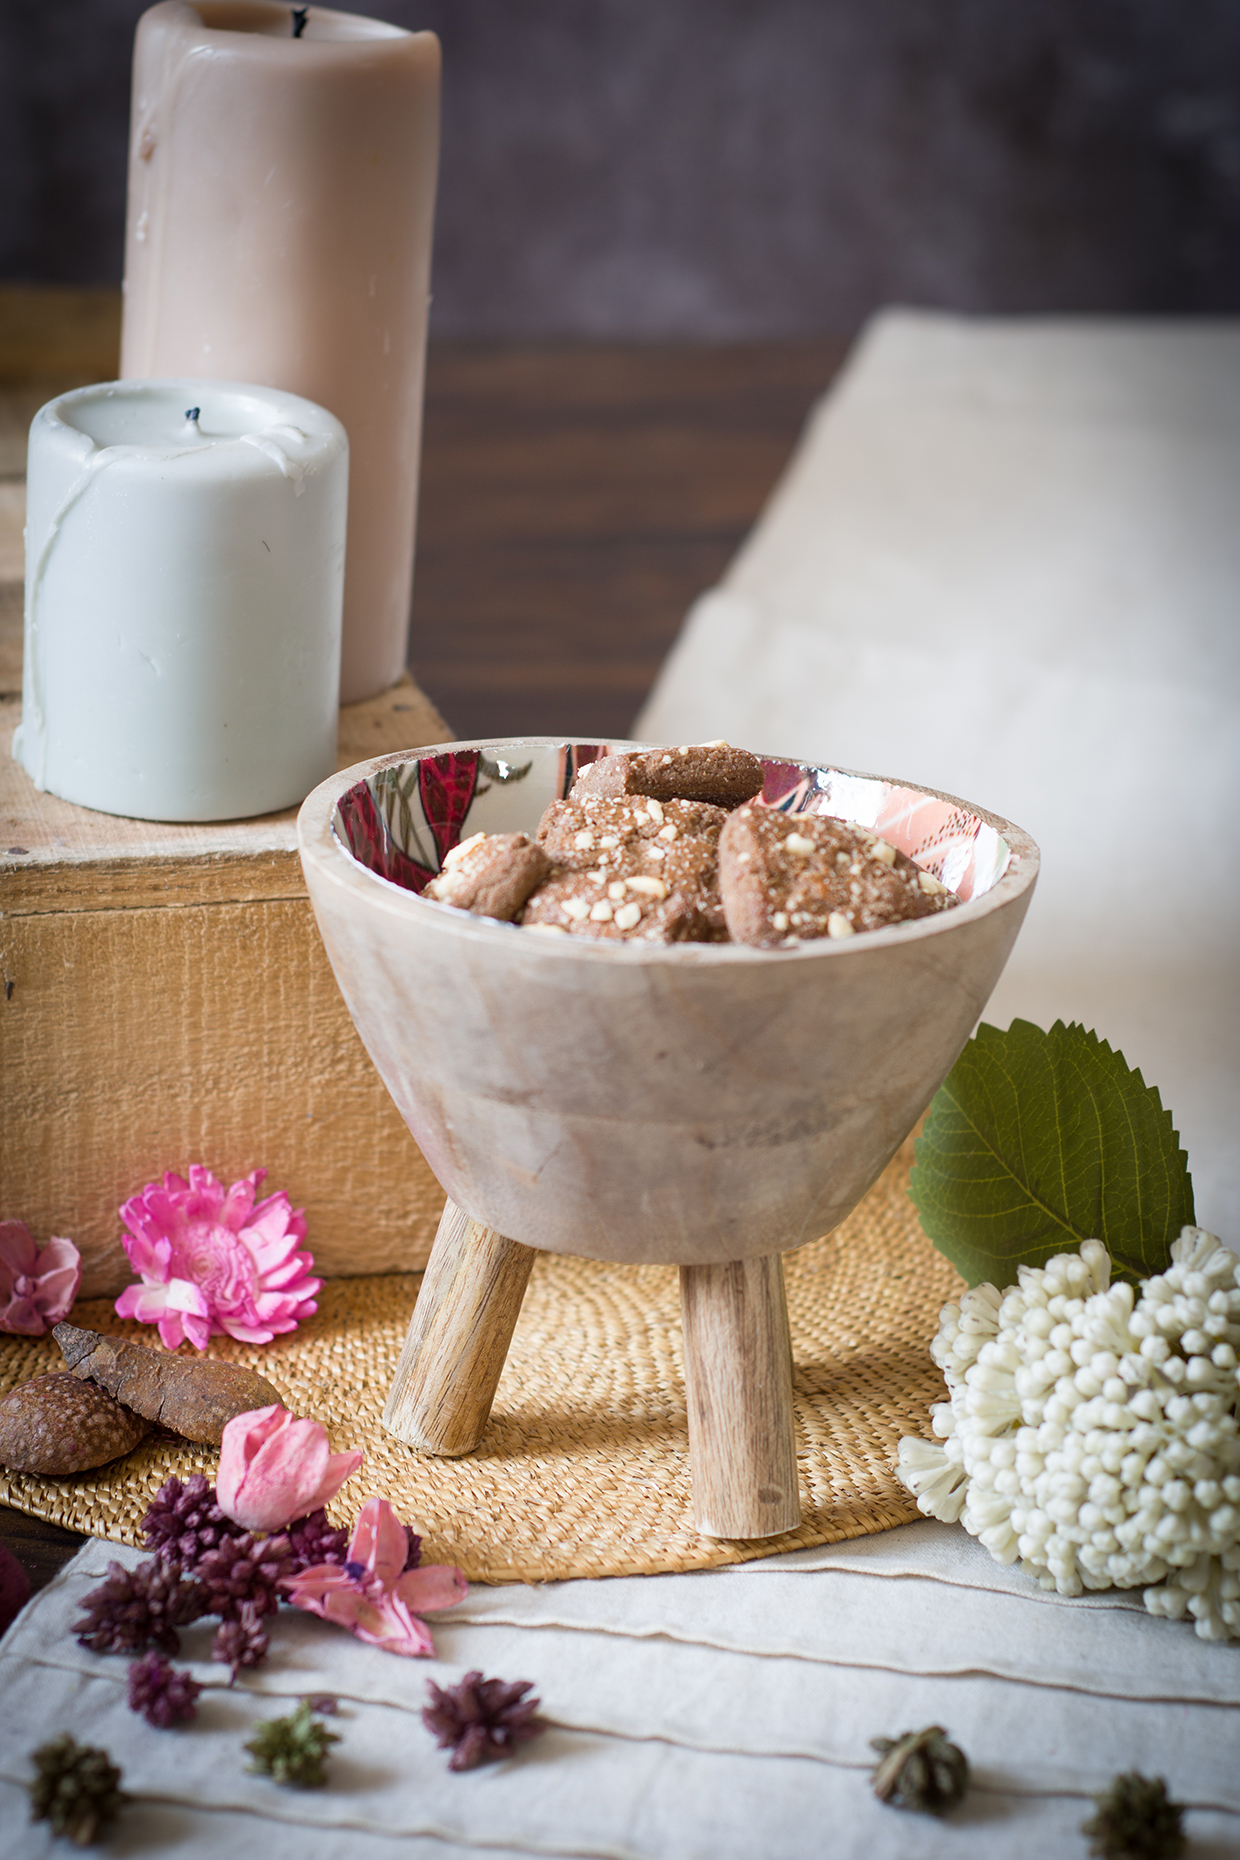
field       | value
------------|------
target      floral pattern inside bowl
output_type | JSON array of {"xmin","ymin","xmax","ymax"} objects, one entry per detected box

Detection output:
[{"xmin": 332, "ymin": 739, "xmax": 1013, "ymax": 911}]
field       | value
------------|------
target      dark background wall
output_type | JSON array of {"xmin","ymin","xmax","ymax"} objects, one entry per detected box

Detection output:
[{"xmin": 3, "ymin": 0, "xmax": 1239, "ymax": 336}]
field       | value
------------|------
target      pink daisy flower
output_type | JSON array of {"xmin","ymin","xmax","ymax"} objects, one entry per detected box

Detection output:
[{"xmin": 114, "ymin": 1166, "xmax": 320, "ymax": 1352}]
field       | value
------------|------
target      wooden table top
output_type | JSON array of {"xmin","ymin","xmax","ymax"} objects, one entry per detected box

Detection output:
[{"xmin": 0, "ymin": 312, "xmax": 848, "ymax": 1594}]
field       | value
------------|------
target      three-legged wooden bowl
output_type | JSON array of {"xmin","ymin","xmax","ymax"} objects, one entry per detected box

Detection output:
[{"xmin": 298, "ymin": 739, "xmax": 1039, "ymax": 1538}]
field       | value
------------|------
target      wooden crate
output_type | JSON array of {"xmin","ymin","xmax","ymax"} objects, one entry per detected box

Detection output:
[{"xmin": 0, "ymin": 413, "xmax": 452, "ymax": 1296}]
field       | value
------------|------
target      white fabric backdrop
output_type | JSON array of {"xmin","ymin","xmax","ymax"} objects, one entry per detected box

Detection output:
[
  {"xmin": 637, "ymin": 312, "xmax": 1240, "ymax": 1238},
  {"xmin": 3, "ymin": 1531, "xmax": 1240, "ymax": 1858}
]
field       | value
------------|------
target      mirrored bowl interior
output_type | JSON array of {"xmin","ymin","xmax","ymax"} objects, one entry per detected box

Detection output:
[{"xmin": 332, "ymin": 740, "xmax": 1013, "ymax": 916}]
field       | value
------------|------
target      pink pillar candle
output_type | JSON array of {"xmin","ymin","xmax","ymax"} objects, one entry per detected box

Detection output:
[{"xmin": 121, "ymin": 2, "xmax": 440, "ymax": 704}]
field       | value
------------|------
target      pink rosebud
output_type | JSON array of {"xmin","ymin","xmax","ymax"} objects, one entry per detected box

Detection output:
[
  {"xmin": 0, "ymin": 1221, "xmax": 81, "ymax": 1336},
  {"xmin": 283, "ymin": 1496, "xmax": 467, "ymax": 1659},
  {"xmin": 217, "ymin": 1405, "xmax": 363, "ymax": 1533}
]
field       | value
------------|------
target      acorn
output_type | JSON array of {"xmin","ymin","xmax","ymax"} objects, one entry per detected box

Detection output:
[{"xmin": 0, "ymin": 1373, "xmax": 150, "ymax": 1475}]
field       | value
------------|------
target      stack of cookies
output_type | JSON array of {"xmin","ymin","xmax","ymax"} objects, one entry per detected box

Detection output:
[{"xmin": 424, "ymin": 743, "xmax": 957, "ymax": 948}]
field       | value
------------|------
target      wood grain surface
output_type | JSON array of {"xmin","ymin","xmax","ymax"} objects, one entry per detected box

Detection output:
[
  {"xmin": 383, "ymin": 1199, "xmax": 537, "ymax": 1458},
  {"xmin": 680, "ymin": 1254, "xmax": 801, "ymax": 1538}
]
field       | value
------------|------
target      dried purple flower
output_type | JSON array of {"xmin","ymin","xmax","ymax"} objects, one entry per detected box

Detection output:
[
  {"xmin": 196, "ymin": 1531, "xmax": 292, "ymax": 1621},
  {"xmin": 404, "ymin": 1526, "xmax": 422, "ymax": 1572},
  {"xmin": 285, "ymin": 1507, "xmax": 349, "ymax": 1573},
  {"xmin": 212, "ymin": 1601, "xmax": 270, "ymax": 1682},
  {"xmin": 142, "ymin": 1473, "xmax": 245, "ymax": 1572},
  {"xmin": 302, "ymin": 1694, "xmax": 339, "ymax": 1716},
  {"xmin": 127, "ymin": 1650, "xmax": 202, "ymax": 1727},
  {"xmin": 422, "ymin": 1670, "xmax": 546, "ymax": 1771},
  {"xmin": 75, "ymin": 1557, "xmax": 207, "ymax": 1657}
]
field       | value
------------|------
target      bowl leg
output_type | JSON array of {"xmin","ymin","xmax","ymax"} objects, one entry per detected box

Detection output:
[
  {"xmin": 382, "ymin": 1198, "xmax": 536, "ymax": 1456},
  {"xmin": 679, "ymin": 1255, "xmax": 801, "ymax": 1539}
]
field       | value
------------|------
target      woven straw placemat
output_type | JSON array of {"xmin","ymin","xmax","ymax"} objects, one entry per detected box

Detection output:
[{"xmin": 0, "ymin": 1157, "xmax": 960, "ymax": 1582}]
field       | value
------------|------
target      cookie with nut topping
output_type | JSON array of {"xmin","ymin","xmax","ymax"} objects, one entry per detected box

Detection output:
[
  {"xmin": 536, "ymin": 794, "xmax": 728, "ymax": 870},
  {"xmin": 718, "ymin": 806, "xmax": 957, "ymax": 948},
  {"xmin": 424, "ymin": 831, "xmax": 552, "ymax": 921},
  {"xmin": 570, "ymin": 742, "xmax": 763, "ymax": 809}
]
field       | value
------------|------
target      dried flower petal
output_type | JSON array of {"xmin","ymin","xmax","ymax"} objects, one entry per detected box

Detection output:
[
  {"xmin": 0, "ymin": 1220, "xmax": 81, "ymax": 1336},
  {"xmin": 283, "ymin": 1495, "xmax": 466, "ymax": 1659},
  {"xmin": 423, "ymin": 1670, "xmax": 546, "ymax": 1771},
  {"xmin": 113, "ymin": 1165, "xmax": 320, "ymax": 1351},
  {"xmin": 217, "ymin": 1405, "xmax": 361, "ymax": 1532},
  {"xmin": 127, "ymin": 1651, "xmax": 201, "ymax": 1727}
]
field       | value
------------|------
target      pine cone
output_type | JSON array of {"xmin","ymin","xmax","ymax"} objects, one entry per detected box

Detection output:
[
  {"xmin": 142, "ymin": 1473, "xmax": 245, "ymax": 1571},
  {"xmin": 422, "ymin": 1670, "xmax": 546, "ymax": 1771},
  {"xmin": 75, "ymin": 1557, "xmax": 207, "ymax": 1657},
  {"xmin": 1082, "ymin": 1772, "xmax": 1186, "ymax": 1860},
  {"xmin": 127, "ymin": 1650, "xmax": 201, "ymax": 1728},
  {"xmin": 213, "ymin": 1601, "xmax": 270, "ymax": 1681},
  {"xmin": 285, "ymin": 1507, "xmax": 349, "ymax": 1572},
  {"xmin": 27, "ymin": 1733, "xmax": 126, "ymax": 1845},
  {"xmin": 196, "ymin": 1530, "xmax": 292, "ymax": 1621},
  {"xmin": 870, "ymin": 1725, "xmax": 970, "ymax": 1815},
  {"xmin": 245, "ymin": 1700, "xmax": 339, "ymax": 1788}
]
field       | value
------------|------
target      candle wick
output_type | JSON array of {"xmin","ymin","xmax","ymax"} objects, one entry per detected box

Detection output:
[
  {"xmin": 185, "ymin": 407, "xmax": 201, "ymax": 429},
  {"xmin": 291, "ymin": 7, "xmax": 308, "ymax": 35}
]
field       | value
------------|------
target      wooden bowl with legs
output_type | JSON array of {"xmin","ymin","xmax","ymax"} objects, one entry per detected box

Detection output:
[{"xmin": 298, "ymin": 739, "xmax": 1039, "ymax": 1539}]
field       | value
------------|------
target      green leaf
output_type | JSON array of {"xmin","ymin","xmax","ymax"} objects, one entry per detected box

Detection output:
[{"xmin": 909, "ymin": 1019, "xmax": 1194, "ymax": 1289}]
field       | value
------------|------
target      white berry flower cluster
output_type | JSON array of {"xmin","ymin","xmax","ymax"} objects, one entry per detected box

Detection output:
[{"xmin": 897, "ymin": 1227, "xmax": 1240, "ymax": 1639}]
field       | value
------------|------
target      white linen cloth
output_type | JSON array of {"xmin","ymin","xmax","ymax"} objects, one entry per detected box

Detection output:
[
  {"xmin": 2, "ymin": 1531, "xmax": 1239, "ymax": 1858},
  {"xmin": 637, "ymin": 311, "xmax": 1240, "ymax": 1238}
]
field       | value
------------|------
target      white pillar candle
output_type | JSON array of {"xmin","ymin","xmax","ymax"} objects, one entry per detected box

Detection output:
[
  {"xmin": 120, "ymin": 2, "xmax": 441, "ymax": 706},
  {"xmin": 13, "ymin": 378, "xmax": 348, "ymax": 823}
]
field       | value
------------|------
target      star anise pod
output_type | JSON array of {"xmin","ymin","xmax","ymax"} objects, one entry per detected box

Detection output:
[
  {"xmin": 285, "ymin": 1507, "xmax": 350, "ymax": 1572},
  {"xmin": 245, "ymin": 1700, "xmax": 339, "ymax": 1788},
  {"xmin": 196, "ymin": 1530, "xmax": 292, "ymax": 1621},
  {"xmin": 212, "ymin": 1601, "xmax": 270, "ymax": 1681},
  {"xmin": 127, "ymin": 1650, "xmax": 201, "ymax": 1727},
  {"xmin": 1081, "ymin": 1773, "xmax": 1186, "ymax": 1860},
  {"xmin": 870, "ymin": 1725, "xmax": 970, "ymax": 1815},
  {"xmin": 142, "ymin": 1473, "xmax": 245, "ymax": 1572},
  {"xmin": 75, "ymin": 1557, "xmax": 207, "ymax": 1657},
  {"xmin": 422, "ymin": 1670, "xmax": 546, "ymax": 1771},
  {"xmin": 27, "ymin": 1733, "xmax": 127, "ymax": 1844}
]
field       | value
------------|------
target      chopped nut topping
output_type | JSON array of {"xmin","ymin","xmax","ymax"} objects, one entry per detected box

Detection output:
[
  {"xmin": 599, "ymin": 835, "xmax": 620, "ymax": 849},
  {"xmin": 646, "ymin": 798, "xmax": 664, "ymax": 824},
  {"xmin": 772, "ymin": 910, "xmax": 788, "ymax": 931},
  {"xmin": 613, "ymin": 902, "xmax": 642, "ymax": 930},
  {"xmin": 657, "ymin": 824, "xmax": 678, "ymax": 841},
  {"xmin": 607, "ymin": 880, "xmax": 627, "ymax": 900},
  {"xmin": 562, "ymin": 898, "xmax": 591, "ymax": 921},
  {"xmin": 573, "ymin": 830, "xmax": 594, "ymax": 850},
  {"xmin": 589, "ymin": 900, "xmax": 614, "ymax": 922},
  {"xmin": 625, "ymin": 875, "xmax": 667, "ymax": 898},
  {"xmin": 784, "ymin": 832, "xmax": 816, "ymax": 855},
  {"xmin": 443, "ymin": 831, "xmax": 487, "ymax": 868},
  {"xmin": 871, "ymin": 839, "xmax": 898, "ymax": 865},
  {"xmin": 918, "ymin": 870, "xmax": 948, "ymax": 895},
  {"xmin": 827, "ymin": 911, "xmax": 855, "ymax": 938}
]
